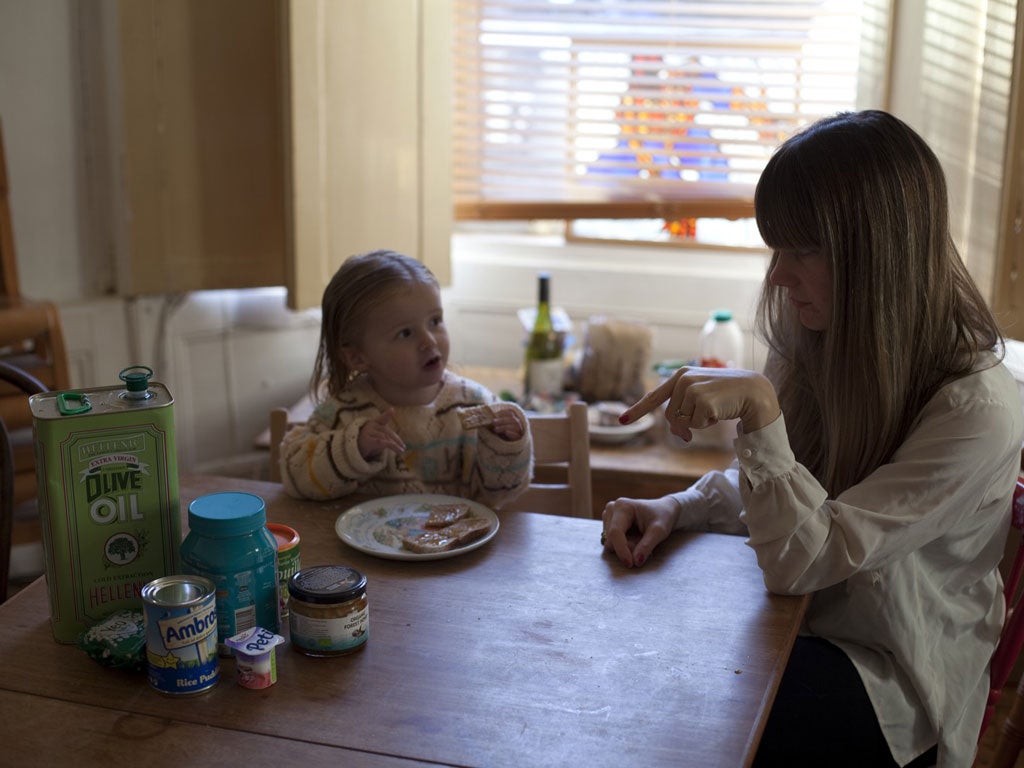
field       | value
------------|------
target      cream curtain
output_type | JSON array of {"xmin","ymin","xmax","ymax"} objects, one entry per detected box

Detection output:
[
  {"xmin": 283, "ymin": 0, "xmax": 453, "ymax": 310},
  {"xmin": 890, "ymin": 0, "xmax": 1017, "ymax": 304}
]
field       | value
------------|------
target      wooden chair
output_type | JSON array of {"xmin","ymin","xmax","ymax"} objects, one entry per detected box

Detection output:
[
  {"xmin": 0, "ymin": 117, "xmax": 70, "ymax": 588},
  {"xmin": 507, "ymin": 401, "xmax": 593, "ymax": 519},
  {"xmin": 0, "ymin": 361, "xmax": 47, "ymax": 602},
  {"xmin": 983, "ymin": 479, "xmax": 1024, "ymax": 767},
  {"xmin": 0, "ymin": 118, "xmax": 20, "ymax": 302},
  {"xmin": 268, "ymin": 407, "xmax": 291, "ymax": 483}
]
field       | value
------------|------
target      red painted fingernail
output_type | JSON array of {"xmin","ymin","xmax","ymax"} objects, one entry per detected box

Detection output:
[
  {"xmin": 619, "ymin": 414, "xmax": 630, "ymax": 424},
  {"xmin": 636, "ymin": 553, "xmax": 646, "ymax": 566}
]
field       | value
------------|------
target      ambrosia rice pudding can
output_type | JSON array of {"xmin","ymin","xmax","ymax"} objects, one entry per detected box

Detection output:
[
  {"xmin": 142, "ymin": 575, "xmax": 219, "ymax": 695},
  {"xmin": 29, "ymin": 365, "xmax": 181, "ymax": 643}
]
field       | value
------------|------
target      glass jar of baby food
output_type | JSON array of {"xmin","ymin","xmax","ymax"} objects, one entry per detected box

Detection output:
[{"xmin": 288, "ymin": 565, "xmax": 368, "ymax": 657}]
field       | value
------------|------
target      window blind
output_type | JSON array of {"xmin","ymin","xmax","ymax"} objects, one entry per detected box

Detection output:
[
  {"xmin": 453, "ymin": 0, "xmax": 890, "ymax": 222},
  {"xmin": 910, "ymin": 0, "xmax": 1016, "ymax": 296}
]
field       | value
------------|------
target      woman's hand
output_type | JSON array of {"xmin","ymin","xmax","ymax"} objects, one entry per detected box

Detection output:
[
  {"xmin": 489, "ymin": 408, "xmax": 525, "ymax": 441},
  {"xmin": 621, "ymin": 366, "xmax": 780, "ymax": 441},
  {"xmin": 358, "ymin": 408, "xmax": 406, "ymax": 460},
  {"xmin": 601, "ymin": 495, "xmax": 681, "ymax": 568}
]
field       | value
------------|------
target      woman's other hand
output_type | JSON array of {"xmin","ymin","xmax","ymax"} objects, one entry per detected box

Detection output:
[
  {"xmin": 620, "ymin": 366, "xmax": 781, "ymax": 440},
  {"xmin": 358, "ymin": 408, "xmax": 406, "ymax": 460},
  {"xmin": 601, "ymin": 495, "xmax": 681, "ymax": 568}
]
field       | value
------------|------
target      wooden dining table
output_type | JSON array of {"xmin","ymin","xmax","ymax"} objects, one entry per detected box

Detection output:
[{"xmin": 0, "ymin": 474, "xmax": 808, "ymax": 767}]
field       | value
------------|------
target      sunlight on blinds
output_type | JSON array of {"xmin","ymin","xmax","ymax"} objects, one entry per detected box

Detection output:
[
  {"xmin": 453, "ymin": 0, "xmax": 890, "ymax": 221},
  {"xmin": 915, "ymin": 0, "xmax": 1015, "ymax": 295}
]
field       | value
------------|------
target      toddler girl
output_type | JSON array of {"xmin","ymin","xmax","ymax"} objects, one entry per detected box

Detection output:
[{"xmin": 279, "ymin": 249, "xmax": 533, "ymax": 507}]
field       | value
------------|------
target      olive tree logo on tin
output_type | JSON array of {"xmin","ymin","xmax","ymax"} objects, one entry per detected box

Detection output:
[{"xmin": 104, "ymin": 531, "xmax": 145, "ymax": 566}]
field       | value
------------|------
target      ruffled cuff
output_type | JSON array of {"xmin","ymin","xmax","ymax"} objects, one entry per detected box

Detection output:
[{"xmin": 734, "ymin": 413, "xmax": 794, "ymax": 487}]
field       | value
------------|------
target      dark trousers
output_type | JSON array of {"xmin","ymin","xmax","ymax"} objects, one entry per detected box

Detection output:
[{"xmin": 753, "ymin": 636, "xmax": 939, "ymax": 768}]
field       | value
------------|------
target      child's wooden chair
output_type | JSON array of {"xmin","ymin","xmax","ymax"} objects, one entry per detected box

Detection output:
[
  {"xmin": 506, "ymin": 401, "xmax": 593, "ymax": 519},
  {"xmin": 267, "ymin": 407, "xmax": 291, "ymax": 483}
]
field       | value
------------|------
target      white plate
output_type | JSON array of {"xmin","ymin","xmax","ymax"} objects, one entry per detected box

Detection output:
[
  {"xmin": 587, "ymin": 403, "xmax": 656, "ymax": 444},
  {"xmin": 334, "ymin": 493, "xmax": 499, "ymax": 561}
]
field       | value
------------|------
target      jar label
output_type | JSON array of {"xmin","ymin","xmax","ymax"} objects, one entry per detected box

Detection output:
[
  {"xmin": 182, "ymin": 562, "xmax": 280, "ymax": 655},
  {"xmin": 291, "ymin": 604, "xmax": 369, "ymax": 653},
  {"xmin": 277, "ymin": 546, "xmax": 300, "ymax": 617}
]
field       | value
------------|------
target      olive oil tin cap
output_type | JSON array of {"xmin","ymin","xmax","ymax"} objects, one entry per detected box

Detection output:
[
  {"xmin": 188, "ymin": 492, "xmax": 267, "ymax": 537},
  {"xmin": 289, "ymin": 565, "xmax": 366, "ymax": 605}
]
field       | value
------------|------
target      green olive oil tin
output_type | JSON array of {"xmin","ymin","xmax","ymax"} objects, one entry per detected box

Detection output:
[{"xmin": 29, "ymin": 365, "xmax": 181, "ymax": 643}]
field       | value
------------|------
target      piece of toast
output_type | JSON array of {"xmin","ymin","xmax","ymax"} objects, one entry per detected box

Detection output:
[
  {"xmin": 424, "ymin": 502, "xmax": 471, "ymax": 528},
  {"xmin": 458, "ymin": 404, "xmax": 497, "ymax": 430},
  {"xmin": 402, "ymin": 517, "xmax": 491, "ymax": 554}
]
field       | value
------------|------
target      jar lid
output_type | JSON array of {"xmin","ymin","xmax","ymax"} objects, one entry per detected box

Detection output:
[
  {"xmin": 711, "ymin": 309, "xmax": 733, "ymax": 322},
  {"xmin": 267, "ymin": 523, "xmax": 300, "ymax": 551},
  {"xmin": 288, "ymin": 565, "xmax": 366, "ymax": 604},
  {"xmin": 188, "ymin": 492, "xmax": 267, "ymax": 537}
]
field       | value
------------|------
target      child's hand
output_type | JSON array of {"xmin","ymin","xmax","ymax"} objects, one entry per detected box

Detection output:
[
  {"xmin": 358, "ymin": 408, "xmax": 406, "ymax": 460},
  {"xmin": 489, "ymin": 408, "xmax": 524, "ymax": 441}
]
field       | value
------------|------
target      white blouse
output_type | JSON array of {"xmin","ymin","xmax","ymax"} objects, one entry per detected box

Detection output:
[{"xmin": 671, "ymin": 358, "xmax": 1024, "ymax": 768}]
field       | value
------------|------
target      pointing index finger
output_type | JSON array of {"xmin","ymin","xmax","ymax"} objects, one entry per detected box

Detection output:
[{"xmin": 619, "ymin": 374, "xmax": 679, "ymax": 424}]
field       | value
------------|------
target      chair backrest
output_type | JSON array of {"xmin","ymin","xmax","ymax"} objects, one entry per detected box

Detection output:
[
  {"xmin": 506, "ymin": 401, "xmax": 593, "ymax": 519},
  {"xmin": 981, "ymin": 478, "xmax": 1024, "ymax": 739},
  {"xmin": 0, "ymin": 361, "xmax": 47, "ymax": 603},
  {"xmin": 268, "ymin": 407, "xmax": 291, "ymax": 483}
]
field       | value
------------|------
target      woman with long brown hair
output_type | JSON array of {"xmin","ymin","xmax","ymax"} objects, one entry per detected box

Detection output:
[{"xmin": 604, "ymin": 111, "xmax": 1023, "ymax": 767}]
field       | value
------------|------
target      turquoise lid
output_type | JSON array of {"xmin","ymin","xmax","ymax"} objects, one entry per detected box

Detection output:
[
  {"xmin": 188, "ymin": 492, "xmax": 267, "ymax": 537},
  {"xmin": 712, "ymin": 309, "xmax": 733, "ymax": 322}
]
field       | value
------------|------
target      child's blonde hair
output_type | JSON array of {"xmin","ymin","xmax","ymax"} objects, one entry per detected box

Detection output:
[{"xmin": 311, "ymin": 249, "xmax": 439, "ymax": 401}]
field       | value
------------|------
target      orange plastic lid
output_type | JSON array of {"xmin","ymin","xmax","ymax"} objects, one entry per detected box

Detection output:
[{"xmin": 267, "ymin": 523, "xmax": 300, "ymax": 550}]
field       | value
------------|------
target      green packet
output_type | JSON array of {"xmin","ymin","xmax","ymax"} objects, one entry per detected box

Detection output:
[{"xmin": 77, "ymin": 609, "xmax": 146, "ymax": 672}]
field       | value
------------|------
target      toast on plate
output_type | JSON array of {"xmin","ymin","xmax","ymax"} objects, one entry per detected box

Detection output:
[
  {"xmin": 425, "ymin": 502, "xmax": 472, "ymax": 528},
  {"xmin": 402, "ymin": 517, "xmax": 491, "ymax": 554}
]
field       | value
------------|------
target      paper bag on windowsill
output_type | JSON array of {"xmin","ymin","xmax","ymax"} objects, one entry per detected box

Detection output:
[{"xmin": 576, "ymin": 317, "xmax": 653, "ymax": 404}]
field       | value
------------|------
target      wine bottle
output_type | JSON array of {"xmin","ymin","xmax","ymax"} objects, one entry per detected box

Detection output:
[{"xmin": 523, "ymin": 272, "xmax": 564, "ymax": 399}]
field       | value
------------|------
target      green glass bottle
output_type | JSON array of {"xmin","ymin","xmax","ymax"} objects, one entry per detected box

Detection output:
[{"xmin": 523, "ymin": 272, "xmax": 563, "ymax": 399}]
